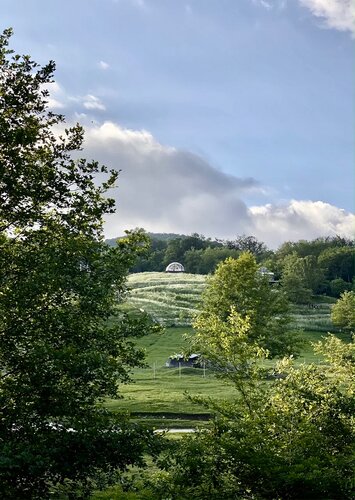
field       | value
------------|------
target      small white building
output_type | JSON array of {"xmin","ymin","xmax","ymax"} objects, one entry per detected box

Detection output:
[{"xmin": 165, "ymin": 262, "xmax": 185, "ymax": 273}]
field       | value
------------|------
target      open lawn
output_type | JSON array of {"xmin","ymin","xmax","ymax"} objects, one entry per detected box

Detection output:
[
  {"xmin": 109, "ymin": 273, "xmax": 345, "ymax": 426},
  {"xmin": 107, "ymin": 327, "xmax": 236, "ymax": 415},
  {"xmin": 106, "ymin": 326, "xmax": 349, "ymax": 423}
]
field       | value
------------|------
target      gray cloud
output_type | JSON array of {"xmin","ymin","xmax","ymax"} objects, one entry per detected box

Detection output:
[
  {"xmin": 83, "ymin": 122, "xmax": 257, "ymax": 237},
  {"xmin": 81, "ymin": 121, "xmax": 354, "ymax": 248}
]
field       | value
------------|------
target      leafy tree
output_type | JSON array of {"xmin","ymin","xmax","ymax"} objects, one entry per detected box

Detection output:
[
  {"xmin": 163, "ymin": 234, "xmax": 211, "ymax": 267},
  {"xmin": 130, "ymin": 237, "xmax": 167, "ymax": 272},
  {"xmin": 197, "ymin": 253, "xmax": 301, "ymax": 357},
  {"xmin": 224, "ymin": 234, "xmax": 269, "ymax": 260},
  {"xmin": 331, "ymin": 291, "xmax": 355, "ymax": 335},
  {"xmin": 302, "ymin": 254, "xmax": 325, "ymax": 293},
  {"xmin": 270, "ymin": 237, "xmax": 354, "ymax": 292},
  {"xmin": 329, "ymin": 278, "xmax": 352, "ymax": 298},
  {"xmin": 318, "ymin": 247, "xmax": 354, "ymax": 283},
  {"xmin": 0, "ymin": 29, "xmax": 160, "ymax": 498},
  {"xmin": 184, "ymin": 246, "xmax": 239, "ymax": 274},
  {"xmin": 276, "ymin": 236, "xmax": 354, "ymax": 260},
  {"xmin": 183, "ymin": 247, "xmax": 204, "ymax": 273},
  {"xmin": 280, "ymin": 253, "xmax": 312, "ymax": 304},
  {"xmin": 153, "ymin": 320, "xmax": 355, "ymax": 499}
]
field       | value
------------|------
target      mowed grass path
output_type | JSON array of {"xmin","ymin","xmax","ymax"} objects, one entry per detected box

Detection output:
[{"xmin": 127, "ymin": 272, "xmax": 338, "ymax": 333}]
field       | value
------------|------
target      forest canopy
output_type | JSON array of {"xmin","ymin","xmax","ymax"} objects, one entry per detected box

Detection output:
[{"xmin": 109, "ymin": 232, "xmax": 354, "ymax": 299}]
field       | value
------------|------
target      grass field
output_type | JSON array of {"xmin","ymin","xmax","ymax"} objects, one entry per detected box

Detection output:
[
  {"xmin": 106, "ymin": 326, "xmax": 349, "ymax": 423},
  {"xmin": 110, "ymin": 272, "xmax": 344, "ymax": 426},
  {"xmin": 127, "ymin": 272, "xmax": 338, "ymax": 332},
  {"xmin": 290, "ymin": 298, "xmax": 338, "ymax": 333},
  {"xmin": 95, "ymin": 277, "xmax": 347, "ymax": 498},
  {"xmin": 126, "ymin": 272, "xmax": 205, "ymax": 326},
  {"xmin": 106, "ymin": 327, "xmax": 236, "ymax": 415}
]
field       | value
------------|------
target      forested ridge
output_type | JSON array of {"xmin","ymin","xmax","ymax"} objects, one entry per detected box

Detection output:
[{"xmin": 108, "ymin": 233, "xmax": 354, "ymax": 300}]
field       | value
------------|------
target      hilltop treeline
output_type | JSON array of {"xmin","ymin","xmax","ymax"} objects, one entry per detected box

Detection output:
[{"xmin": 108, "ymin": 233, "xmax": 354, "ymax": 301}]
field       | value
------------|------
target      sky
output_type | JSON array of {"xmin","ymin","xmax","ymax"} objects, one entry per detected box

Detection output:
[{"xmin": 2, "ymin": 0, "xmax": 354, "ymax": 247}]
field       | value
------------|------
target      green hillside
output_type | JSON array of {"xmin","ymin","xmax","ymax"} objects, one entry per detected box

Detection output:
[
  {"xmin": 126, "ymin": 271, "xmax": 337, "ymax": 331},
  {"xmin": 126, "ymin": 272, "xmax": 206, "ymax": 326}
]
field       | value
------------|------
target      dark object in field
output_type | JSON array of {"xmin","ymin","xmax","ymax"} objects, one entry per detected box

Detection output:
[{"xmin": 165, "ymin": 353, "xmax": 201, "ymax": 368}]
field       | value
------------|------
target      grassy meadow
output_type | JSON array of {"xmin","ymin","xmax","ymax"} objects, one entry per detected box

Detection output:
[
  {"xmin": 108, "ymin": 272, "xmax": 345, "ymax": 426},
  {"xmin": 107, "ymin": 326, "xmax": 236, "ymax": 415},
  {"xmin": 126, "ymin": 272, "xmax": 205, "ymax": 326}
]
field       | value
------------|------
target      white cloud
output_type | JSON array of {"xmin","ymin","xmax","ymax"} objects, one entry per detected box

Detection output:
[
  {"xmin": 251, "ymin": 0, "xmax": 288, "ymax": 11},
  {"xmin": 260, "ymin": 0, "xmax": 273, "ymax": 9},
  {"xmin": 82, "ymin": 94, "xmax": 106, "ymax": 111},
  {"xmin": 40, "ymin": 84, "xmax": 107, "ymax": 113},
  {"xmin": 80, "ymin": 121, "xmax": 354, "ymax": 248},
  {"xmin": 98, "ymin": 60, "xmax": 110, "ymax": 70},
  {"xmin": 251, "ymin": 0, "xmax": 273, "ymax": 10},
  {"xmin": 83, "ymin": 121, "xmax": 256, "ymax": 237},
  {"xmin": 42, "ymin": 81, "xmax": 65, "ymax": 109},
  {"xmin": 249, "ymin": 200, "xmax": 355, "ymax": 247},
  {"xmin": 299, "ymin": 0, "xmax": 355, "ymax": 35},
  {"xmin": 112, "ymin": 0, "xmax": 145, "ymax": 7}
]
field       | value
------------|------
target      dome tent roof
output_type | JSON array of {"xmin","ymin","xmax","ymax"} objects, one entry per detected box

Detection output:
[{"xmin": 165, "ymin": 262, "xmax": 185, "ymax": 273}]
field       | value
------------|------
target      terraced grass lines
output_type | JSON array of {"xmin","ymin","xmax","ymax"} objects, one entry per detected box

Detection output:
[
  {"xmin": 126, "ymin": 272, "xmax": 338, "ymax": 332},
  {"xmin": 127, "ymin": 272, "xmax": 206, "ymax": 326},
  {"xmin": 290, "ymin": 301, "xmax": 337, "ymax": 332}
]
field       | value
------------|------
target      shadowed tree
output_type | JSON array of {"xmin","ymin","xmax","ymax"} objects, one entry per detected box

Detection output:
[{"xmin": 0, "ymin": 29, "xmax": 160, "ymax": 499}]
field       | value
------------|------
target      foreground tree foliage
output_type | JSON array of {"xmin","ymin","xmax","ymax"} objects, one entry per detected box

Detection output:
[
  {"xmin": 196, "ymin": 253, "xmax": 301, "ymax": 358},
  {"xmin": 331, "ymin": 291, "xmax": 355, "ymax": 337},
  {"xmin": 0, "ymin": 29, "xmax": 160, "ymax": 498},
  {"xmin": 152, "ymin": 314, "xmax": 355, "ymax": 499},
  {"xmin": 148, "ymin": 259, "xmax": 354, "ymax": 499}
]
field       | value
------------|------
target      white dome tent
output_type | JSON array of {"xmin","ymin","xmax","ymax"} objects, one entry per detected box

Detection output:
[{"xmin": 165, "ymin": 262, "xmax": 185, "ymax": 273}]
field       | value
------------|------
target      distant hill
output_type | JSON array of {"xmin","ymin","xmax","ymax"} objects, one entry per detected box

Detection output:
[{"xmin": 105, "ymin": 232, "xmax": 188, "ymax": 247}]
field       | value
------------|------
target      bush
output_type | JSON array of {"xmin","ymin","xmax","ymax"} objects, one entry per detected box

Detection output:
[{"xmin": 329, "ymin": 278, "xmax": 352, "ymax": 298}]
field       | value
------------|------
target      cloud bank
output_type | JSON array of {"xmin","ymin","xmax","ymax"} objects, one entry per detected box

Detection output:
[
  {"xmin": 299, "ymin": 0, "xmax": 355, "ymax": 35},
  {"xmin": 250, "ymin": 201, "xmax": 354, "ymax": 246},
  {"xmin": 81, "ymin": 121, "xmax": 354, "ymax": 248}
]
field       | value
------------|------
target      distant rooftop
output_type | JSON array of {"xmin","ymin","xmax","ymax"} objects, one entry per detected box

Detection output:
[{"xmin": 258, "ymin": 266, "xmax": 276, "ymax": 283}]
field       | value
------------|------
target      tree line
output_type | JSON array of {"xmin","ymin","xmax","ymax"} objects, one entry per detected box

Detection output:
[{"xmin": 108, "ymin": 232, "xmax": 354, "ymax": 302}]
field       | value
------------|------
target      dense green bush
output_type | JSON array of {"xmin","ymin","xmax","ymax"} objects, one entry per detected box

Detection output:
[{"xmin": 150, "ymin": 333, "xmax": 355, "ymax": 499}]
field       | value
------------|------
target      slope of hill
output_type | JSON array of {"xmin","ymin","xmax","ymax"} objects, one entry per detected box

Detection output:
[
  {"xmin": 126, "ymin": 272, "xmax": 206, "ymax": 326},
  {"xmin": 105, "ymin": 232, "xmax": 187, "ymax": 247},
  {"xmin": 126, "ymin": 272, "xmax": 337, "ymax": 332}
]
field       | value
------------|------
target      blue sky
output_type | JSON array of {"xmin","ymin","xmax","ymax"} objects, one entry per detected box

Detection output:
[{"xmin": 2, "ymin": 0, "xmax": 354, "ymax": 246}]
